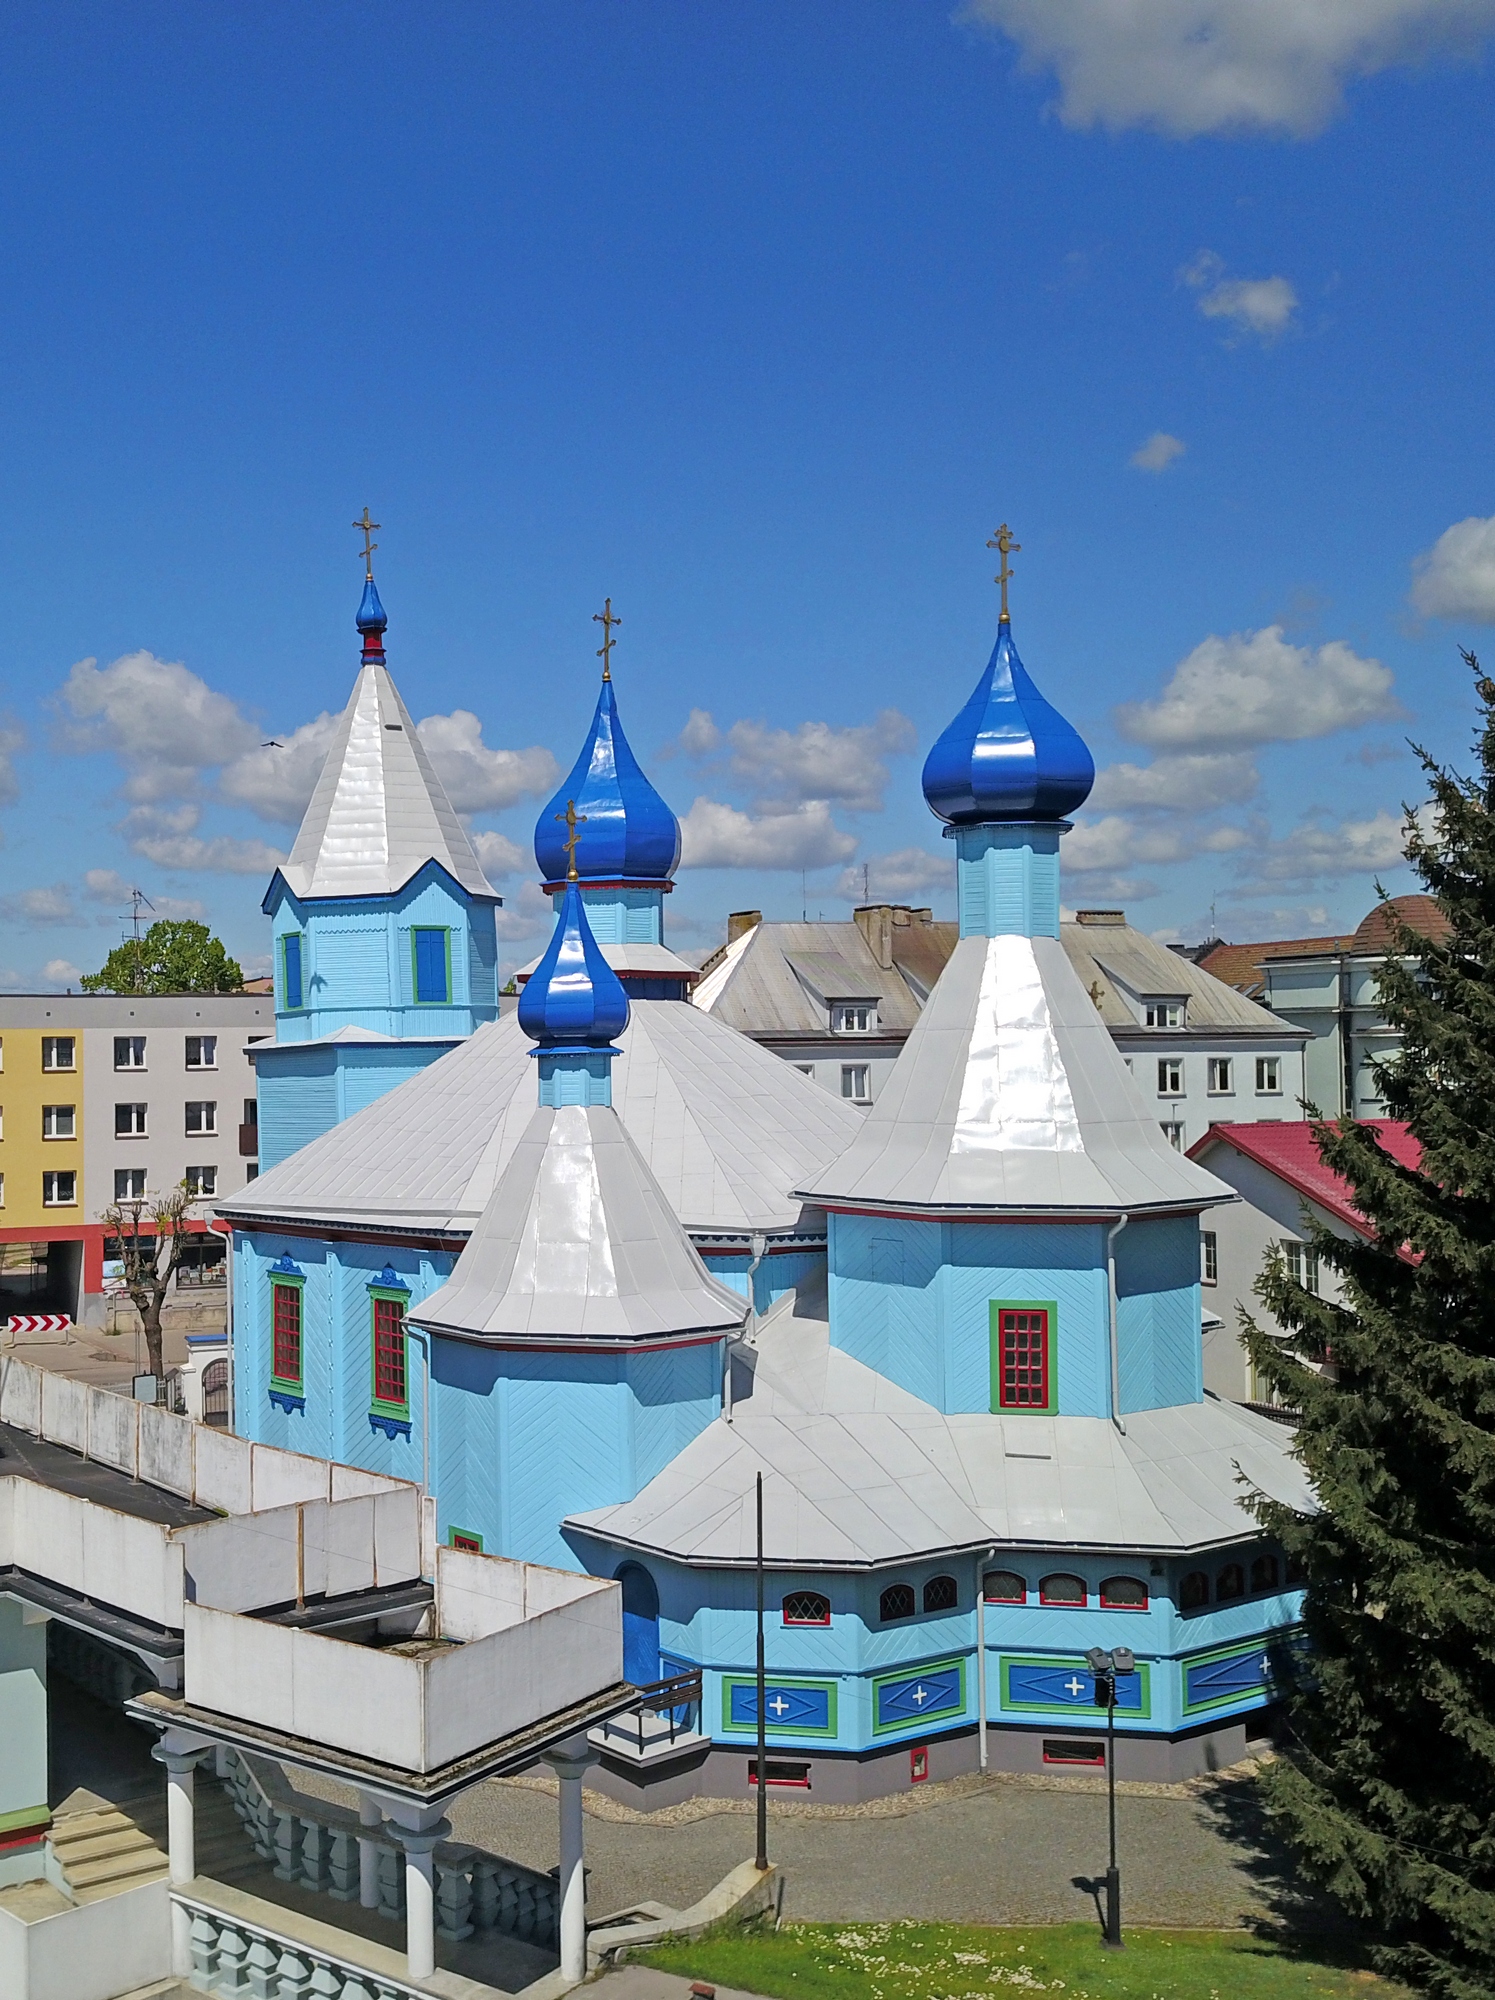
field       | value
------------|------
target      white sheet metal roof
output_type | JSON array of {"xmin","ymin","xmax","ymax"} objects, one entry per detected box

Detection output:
[
  {"xmin": 516, "ymin": 941, "xmax": 698, "ymax": 979},
  {"xmin": 276, "ymin": 662, "xmax": 496, "ymax": 901},
  {"xmin": 694, "ymin": 921, "xmax": 924, "ymax": 1035},
  {"xmin": 219, "ymin": 999, "xmax": 865, "ymax": 1239},
  {"xmin": 802, "ymin": 934, "xmax": 1232, "ymax": 1215},
  {"xmin": 567, "ymin": 1293, "xmax": 1311, "ymax": 1566},
  {"xmin": 410, "ymin": 1104, "xmax": 749, "ymax": 1343}
]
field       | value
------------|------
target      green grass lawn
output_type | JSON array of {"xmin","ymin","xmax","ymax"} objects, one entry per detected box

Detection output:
[{"xmin": 638, "ymin": 1921, "xmax": 1406, "ymax": 1999}]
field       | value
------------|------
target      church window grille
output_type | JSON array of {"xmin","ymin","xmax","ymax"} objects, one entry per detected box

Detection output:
[
  {"xmin": 983, "ymin": 1570, "xmax": 1026, "ymax": 1604},
  {"xmin": 1250, "ymin": 1554, "xmax": 1280, "ymax": 1594},
  {"xmin": 1099, "ymin": 1575, "xmax": 1148, "ymax": 1610},
  {"xmin": 923, "ymin": 1574, "xmax": 958, "ymax": 1613},
  {"xmin": 993, "ymin": 1305, "xmax": 1051, "ymax": 1410},
  {"xmin": 878, "ymin": 1583, "xmax": 916, "ymax": 1622},
  {"xmin": 1180, "ymin": 1570, "xmax": 1210, "ymax": 1610},
  {"xmin": 1216, "ymin": 1562, "xmax": 1246, "ymax": 1601},
  {"xmin": 271, "ymin": 1282, "xmax": 303, "ymax": 1389},
  {"xmin": 782, "ymin": 1591, "xmax": 830, "ymax": 1626},
  {"xmin": 1038, "ymin": 1573, "xmax": 1086, "ymax": 1606},
  {"xmin": 281, "ymin": 934, "xmax": 304, "ymax": 1012},
  {"xmin": 412, "ymin": 927, "xmax": 451, "ymax": 1005},
  {"xmin": 372, "ymin": 1295, "xmax": 408, "ymax": 1411}
]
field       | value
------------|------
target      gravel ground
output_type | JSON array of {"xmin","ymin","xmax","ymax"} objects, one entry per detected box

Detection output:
[{"xmin": 443, "ymin": 1765, "xmax": 1305, "ymax": 1931}]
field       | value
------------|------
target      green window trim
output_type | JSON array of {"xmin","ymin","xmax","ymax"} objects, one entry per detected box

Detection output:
[
  {"xmin": 448, "ymin": 1526, "xmax": 485, "ymax": 1553},
  {"xmin": 989, "ymin": 1299, "xmax": 1057, "ymax": 1414},
  {"xmin": 411, "ymin": 926, "xmax": 453, "ymax": 1005},
  {"xmin": 1000, "ymin": 1653, "xmax": 1154, "ymax": 1722},
  {"xmin": 720, "ymin": 1675, "xmax": 839, "ymax": 1738},
  {"xmin": 270, "ymin": 1273, "xmax": 306, "ymax": 1391},
  {"xmin": 369, "ymin": 1285, "xmax": 411, "ymax": 1416}
]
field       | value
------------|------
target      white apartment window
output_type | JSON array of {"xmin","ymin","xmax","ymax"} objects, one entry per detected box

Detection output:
[
  {"xmin": 1157, "ymin": 1058, "xmax": 1184, "ymax": 1096},
  {"xmin": 1256, "ymin": 1056, "xmax": 1282, "ymax": 1094},
  {"xmin": 114, "ymin": 1168, "xmax": 146, "ymax": 1200},
  {"xmin": 833, "ymin": 1004, "xmax": 875, "ymax": 1034},
  {"xmin": 1283, "ymin": 1240, "xmax": 1320, "ymax": 1293},
  {"xmin": 1202, "ymin": 1230, "xmax": 1218, "ymax": 1285},
  {"xmin": 43, "ymin": 1170, "xmax": 76, "ymax": 1206},
  {"xmin": 185, "ymin": 1034, "xmax": 217, "ymax": 1069},
  {"xmin": 116, "ymin": 1102, "xmax": 148, "ymax": 1137},
  {"xmin": 42, "ymin": 1104, "xmax": 76, "ymax": 1139},
  {"xmin": 185, "ymin": 1101, "xmax": 218, "ymax": 1136},
  {"xmin": 841, "ymin": 1064, "xmax": 871, "ymax": 1102},
  {"xmin": 185, "ymin": 1164, "xmax": 217, "ymax": 1197},
  {"xmin": 114, "ymin": 1036, "xmax": 146, "ymax": 1069},
  {"xmin": 42, "ymin": 1036, "xmax": 75, "ymax": 1071},
  {"xmin": 1160, "ymin": 1120, "xmax": 1185, "ymax": 1150},
  {"xmin": 1207, "ymin": 1057, "xmax": 1233, "ymax": 1095},
  {"xmin": 1144, "ymin": 1001, "xmax": 1183, "ymax": 1029}
]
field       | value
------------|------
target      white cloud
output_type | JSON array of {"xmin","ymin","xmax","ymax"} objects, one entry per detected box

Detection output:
[
  {"xmin": 1410, "ymin": 514, "xmax": 1495, "ymax": 621},
  {"xmin": 679, "ymin": 797, "xmax": 858, "ymax": 871},
  {"xmin": 833, "ymin": 848, "xmax": 953, "ymax": 903},
  {"xmin": 680, "ymin": 708, "xmax": 916, "ymax": 813},
  {"xmin": 414, "ymin": 712, "xmax": 559, "ymax": 816},
  {"xmin": 1244, "ymin": 807, "xmax": 1413, "ymax": 886},
  {"xmin": 1115, "ymin": 626, "xmax": 1400, "ymax": 751},
  {"xmin": 58, "ymin": 651, "xmax": 259, "ymax": 802},
  {"xmin": 0, "ymin": 718, "xmax": 24, "ymax": 807},
  {"xmin": 76, "ymin": 870, "xmax": 205, "ymax": 922},
  {"xmin": 0, "ymin": 883, "xmax": 78, "ymax": 925},
  {"xmin": 220, "ymin": 712, "xmax": 342, "ymax": 824},
  {"xmin": 1180, "ymin": 250, "xmax": 1297, "ymax": 341},
  {"xmin": 961, "ymin": 0, "xmax": 1495, "ymax": 139},
  {"xmin": 120, "ymin": 805, "xmax": 286, "ymax": 876},
  {"xmin": 1131, "ymin": 432, "xmax": 1186, "ymax": 473},
  {"xmin": 1066, "ymin": 814, "xmax": 1246, "ymax": 876},
  {"xmin": 495, "ymin": 881, "xmax": 554, "ymax": 945},
  {"xmin": 43, "ymin": 959, "xmax": 82, "ymax": 987},
  {"xmin": 1090, "ymin": 751, "xmax": 1260, "ymax": 811},
  {"xmin": 83, "ymin": 869, "xmax": 133, "ymax": 904},
  {"xmin": 471, "ymin": 830, "xmax": 529, "ymax": 880},
  {"xmin": 676, "ymin": 708, "xmax": 722, "ymax": 757}
]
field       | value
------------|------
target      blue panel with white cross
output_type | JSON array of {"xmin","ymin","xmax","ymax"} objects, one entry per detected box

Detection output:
[
  {"xmin": 722, "ymin": 1678, "xmax": 837, "ymax": 1736},
  {"xmin": 872, "ymin": 1659, "xmax": 965, "ymax": 1733},
  {"xmin": 1002, "ymin": 1657, "xmax": 1150, "ymax": 1717},
  {"xmin": 1181, "ymin": 1639, "xmax": 1281, "ymax": 1715}
]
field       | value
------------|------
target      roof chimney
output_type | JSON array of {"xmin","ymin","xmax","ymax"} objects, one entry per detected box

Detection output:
[
  {"xmin": 1076, "ymin": 909, "xmax": 1126, "ymax": 927},
  {"xmin": 727, "ymin": 910, "xmax": 762, "ymax": 944}
]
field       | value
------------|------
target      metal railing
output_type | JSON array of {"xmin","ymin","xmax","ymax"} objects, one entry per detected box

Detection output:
[{"xmin": 609, "ymin": 1669, "xmax": 703, "ymax": 1757}]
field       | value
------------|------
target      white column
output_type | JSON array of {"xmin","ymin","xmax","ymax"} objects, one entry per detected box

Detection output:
[
  {"xmin": 545, "ymin": 1738, "xmax": 600, "ymax": 1983},
  {"xmin": 152, "ymin": 1739, "xmax": 205, "ymax": 1978},
  {"xmin": 400, "ymin": 1829, "xmax": 442, "ymax": 1979},
  {"xmin": 358, "ymin": 1793, "xmax": 382, "ymax": 1909}
]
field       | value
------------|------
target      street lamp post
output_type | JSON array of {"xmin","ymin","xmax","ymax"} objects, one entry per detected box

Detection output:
[{"xmin": 1085, "ymin": 1644, "xmax": 1137, "ymax": 1950}]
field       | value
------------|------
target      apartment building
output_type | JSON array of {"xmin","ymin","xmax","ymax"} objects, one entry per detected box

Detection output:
[{"xmin": 0, "ymin": 992, "xmax": 271, "ymax": 1325}]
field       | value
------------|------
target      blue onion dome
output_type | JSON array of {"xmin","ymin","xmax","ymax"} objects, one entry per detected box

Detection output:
[
  {"xmin": 356, "ymin": 574, "xmax": 388, "ymax": 635},
  {"xmin": 534, "ymin": 678, "xmax": 682, "ymax": 886},
  {"xmin": 518, "ymin": 879, "xmax": 630, "ymax": 1048},
  {"xmin": 921, "ymin": 618, "xmax": 1094, "ymax": 824}
]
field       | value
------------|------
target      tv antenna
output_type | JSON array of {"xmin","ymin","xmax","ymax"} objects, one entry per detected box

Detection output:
[{"xmin": 122, "ymin": 888, "xmax": 154, "ymax": 990}]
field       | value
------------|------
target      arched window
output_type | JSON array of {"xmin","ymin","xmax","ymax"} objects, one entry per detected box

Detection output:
[
  {"xmin": 923, "ymin": 1575, "xmax": 958, "ymax": 1614},
  {"xmin": 1250, "ymin": 1554, "xmax": 1280, "ymax": 1595},
  {"xmin": 616, "ymin": 1564, "xmax": 660, "ymax": 1686},
  {"xmin": 1180, "ymin": 1571, "xmax": 1210, "ymax": 1611},
  {"xmin": 1216, "ymin": 1562, "xmax": 1245, "ymax": 1601},
  {"xmin": 782, "ymin": 1591, "xmax": 830, "ymax": 1626},
  {"xmin": 1038, "ymin": 1573, "xmax": 1086, "ymax": 1607},
  {"xmin": 983, "ymin": 1570, "xmax": 1027, "ymax": 1604},
  {"xmin": 1099, "ymin": 1576, "xmax": 1148, "ymax": 1611},
  {"xmin": 878, "ymin": 1583, "xmax": 916, "ymax": 1622}
]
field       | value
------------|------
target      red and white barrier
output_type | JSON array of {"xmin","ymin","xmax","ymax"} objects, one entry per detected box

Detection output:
[{"xmin": 5, "ymin": 1314, "xmax": 72, "ymax": 1336}]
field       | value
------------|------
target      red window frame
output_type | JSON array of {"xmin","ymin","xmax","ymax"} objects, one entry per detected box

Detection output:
[
  {"xmin": 997, "ymin": 1308, "xmax": 1050, "ymax": 1409},
  {"xmin": 1038, "ymin": 1573, "xmax": 1087, "ymax": 1607},
  {"xmin": 1099, "ymin": 1575, "xmax": 1148, "ymax": 1611},
  {"xmin": 1043, "ymin": 1738, "xmax": 1105, "ymax": 1767},
  {"xmin": 373, "ymin": 1295, "xmax": 407, "ymax": 1408},
  {"xmin": 272, "ymin": 1282, "xmax": 302, "ymax": 1387},
  {"xmin": 450, "ymin": 1530, "xmax": 483, "ymax": 1554},
  {"xmin": 781, "ymin": 1591, "xmax": 831, "ymax": 1627},
  {"xmin": 983, "ymin": 1571, "xmax": 1027, "ymax": 1604}
]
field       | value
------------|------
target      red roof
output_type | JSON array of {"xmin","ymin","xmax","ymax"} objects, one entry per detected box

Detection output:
[{"xmin": 1189, "ymin": 1120, "xmax": 1421, "ymax": 1239}]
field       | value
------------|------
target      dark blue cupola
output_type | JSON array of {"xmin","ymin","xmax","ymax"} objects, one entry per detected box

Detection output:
[
  {"xmin": 922, "ymin": 528, "xmax": 1094, "ymax": 941},
  {"xmin": 356, "ymin": 575, "xmax": 389, "ymax": 666},
  {"xmin": 518, "ymin": 870, "xmax": 631, "ymax": 1105}
]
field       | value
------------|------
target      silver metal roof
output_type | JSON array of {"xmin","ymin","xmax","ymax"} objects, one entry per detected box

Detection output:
[
  {"xmin": 516, "ymin": 941, "xmax": 697, "ymax": 979},
  {"xmin": 695, "ymin": 922, "xmax": 924, "ymax": 1036},
  {"xmin": 218, "ymin": 999, "xmax": 865, "ymax": 1240},
  {"xmin": 277, "ymin": 662, "xmax": 496, "ymax": 901},
  {"xmin": 568, "ymin": 1292, "xmax": 1310, "ymax": 1566},
  {"xmin": 409, "ymin": 1105, "xmax": 748, "ymax": 1343},
  {"xmin": 1060, "ymin": 921, "xmax": 1302, "ymax": 1036},
  {"xmin": 801, "ymin": 934, "xmax": 1232, "ymax": 1215}
]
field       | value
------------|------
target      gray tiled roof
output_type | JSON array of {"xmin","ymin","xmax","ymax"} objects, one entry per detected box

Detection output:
[
  {"xmin": 568, "ymin": 1294, "xmax": 1310, "ymax": 1565},
  {"xmin": 277, "ymin": 661, "xmax": 495, "ymax": 901},
  {"xmin": 218, "ymin": 999, "xmax": 865, "ymax": 1240},
  {"xmin": 696, "ymin": 922, "xmax": 924, "ymax": 1036},
  {"xmin": 801, "ymin": 934, "xmax": 1231, "ymax": 1214},
  {"xmin": 410, "ymin": 1105, "xmax": 749, "ymax": 1342},
  {"xmin": 1060, "ymin": 923, "xmax": 1298, "ymax": 1034}
]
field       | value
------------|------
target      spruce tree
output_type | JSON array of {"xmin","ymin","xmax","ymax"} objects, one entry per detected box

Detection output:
[{"xmin": 1247, "ymin": 651, "xmax": 1495, "ymax": 1997}]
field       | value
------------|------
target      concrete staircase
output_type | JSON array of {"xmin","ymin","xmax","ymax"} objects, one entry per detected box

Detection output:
[{"xmin": 48, "ymin": 1788, "xmax": 169, "ymax": 1903}]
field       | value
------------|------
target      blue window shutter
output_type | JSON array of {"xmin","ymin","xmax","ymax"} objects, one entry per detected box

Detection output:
[
  {"xmin": 414, "ymin": 928, "xmax": 448, "ymax": 1004},
  {"xmin": 283, "ymin": 934, "xmax": 303, "ymax": 1011}
]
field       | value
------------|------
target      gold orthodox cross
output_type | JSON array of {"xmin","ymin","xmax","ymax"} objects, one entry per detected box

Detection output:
[
  {"xmin": 593, "ymin": 598, "xmax": 621, "ymax": 680},
  {"xmin": 988, "ymin": 523, "xmax": 1020, "ymax": 622},
  {"xmin": 353, "ymin": 508, "xmax": 380, "ymax": 578},
  {"xmin": 555, "ymin": 798, "xmax": 588, "ymax": 881}
]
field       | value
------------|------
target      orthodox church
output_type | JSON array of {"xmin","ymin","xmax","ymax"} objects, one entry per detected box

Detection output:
[{"xmin": 219, "ymin": 552, "xmax": 1309, "ymax": 1803}]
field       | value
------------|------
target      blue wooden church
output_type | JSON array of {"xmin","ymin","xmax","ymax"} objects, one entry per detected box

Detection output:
[{"xmin": 221, "ymin": 558, "xmax": 1309, "ymax": 1804}]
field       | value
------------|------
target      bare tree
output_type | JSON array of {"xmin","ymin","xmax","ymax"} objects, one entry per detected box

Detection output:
[{"xmin": 105, "ymin": 1182, "xmax": 199, "ymax": 1384}]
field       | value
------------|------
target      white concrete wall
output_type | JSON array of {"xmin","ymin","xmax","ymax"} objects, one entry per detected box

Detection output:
[
  {"xmin": 0, "ymin": 1601, "xmax": 47, "ymax": 1835},
  {"xmin": 7, "ymin": 1481, "xmax": 185, "ymax": 1630},
  {"xmin": 179, "ymin": 1490, "xmax": 423, "ymax": 1613},
  {"xmin": 0, "ymin": 1875, "xmax": 169, "ymax": 2000},
  {"xmin": 433, "ymin": 1547, "xmax": 614, "ymax": 1641},
  {"xmin": 1115, "ymin": 1032, "xmax": 1306, "ymax": 1155}
]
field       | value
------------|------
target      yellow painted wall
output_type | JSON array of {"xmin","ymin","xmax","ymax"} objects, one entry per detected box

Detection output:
[{"xmin": 0, "ymin": 1028, "xmax": 84, "ymax": 1229}]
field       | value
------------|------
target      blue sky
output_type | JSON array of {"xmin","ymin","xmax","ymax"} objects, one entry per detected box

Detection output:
[{"xmin": 2, "ymin": 0, "xmax": 1494, "ymax": 985}]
